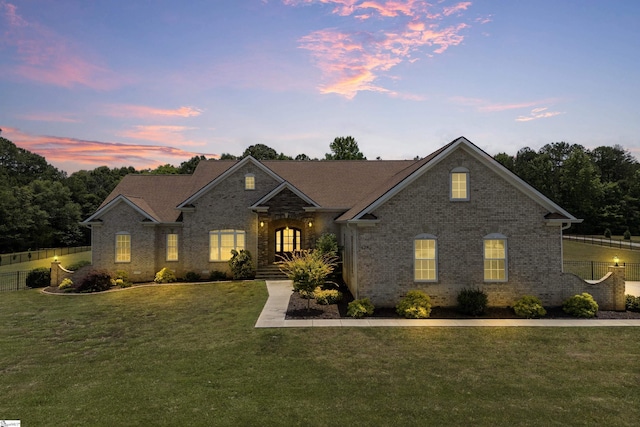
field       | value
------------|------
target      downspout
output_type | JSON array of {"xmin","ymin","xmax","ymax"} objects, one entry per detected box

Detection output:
[
  {"xmin": 347, "ymin": 222, "xmax": 359, "ymax": 300},
  {"xmin": 560, "ymin": 222, "xmax": 571, "ymax": 272}
]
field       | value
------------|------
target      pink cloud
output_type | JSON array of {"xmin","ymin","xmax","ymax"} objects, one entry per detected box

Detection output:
[
  {"xmin": 516, "ymin": 107, "xmax": 564, "ymax": 122},
  {"xmin": 0, "ymin": 1, "xmax": 124, "ymax": 89},
  {"xmin": 117, "ymin": 125, "xmax": 206, "ymax": 147},
  {"xmin": 16, "ymin": 112, "xmax": 80, "ymax": 123},
  {"xmin": 105, "ymin": 105, "xmax": 203, "ymax": 118},
  {"xmin": 1, "ymin": 127, "xmax": 217, "ymax": 173},
  {"xmin": 285, "ymin": 0, "xmax": 474, "ymax": 98}
]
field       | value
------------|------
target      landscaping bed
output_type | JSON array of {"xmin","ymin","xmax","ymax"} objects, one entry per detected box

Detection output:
[{"xmin": 285, "ymin": 289, "xmax": 640, "ymax": 320}]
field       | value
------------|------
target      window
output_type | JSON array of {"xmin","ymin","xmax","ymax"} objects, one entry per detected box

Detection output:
[
  {"xmin": 450, "ymin": 167, "xmax": 469, "ymax": 201},
  {"xmin": 115, "ymin": 233, "xmax": 131, "ymax": 263},
  {"xmin": 166, "ymin": 233, "xmax": 178, "ymax": 261},
  {"xmin": 210, "ymin": 230, "xmax": 245, "ymax": 261},
  {"xmin": 245, "ymin": 174, "xmax": 255, "ymax": 190},
  {"xmin": 484, "ymin": 234, "xmax": 507, "ymax": 281},
  {"xmin": 414, "ymin": 234, "xmax": 437, "ymax": 281}
]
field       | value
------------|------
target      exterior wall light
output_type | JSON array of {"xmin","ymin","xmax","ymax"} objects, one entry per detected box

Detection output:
[
  {"xmin": 614, "ymin": 256, "xmax": 619, "ymax": 267},
  {"xmin": 260, "ymin": 221, "xmax": 264, "ymax": 228},
  {"xmin": 308, "ymin": 221, "xmax": 313, "ymax": 228}
]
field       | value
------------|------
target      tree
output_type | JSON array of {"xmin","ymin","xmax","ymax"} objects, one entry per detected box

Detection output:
[
  {"xmin": 178, "ymin": 155, "xmax": 207, "ymax": 174},
  {"xmin": 242, "ymin": 144, "xmax": 279, "ymax": 160},
  {"xmin": 0, "ymin": 135, "xmax": 65, "ymax": 186},
  {"xmin": 325, "ymin": 136, "xmax": 366, "ymax": 160}
]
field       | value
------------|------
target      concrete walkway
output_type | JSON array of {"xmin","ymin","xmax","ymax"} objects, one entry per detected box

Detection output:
[{"xmin": 255, "ymin": 280, "xmax": 640, "ymax": 328}]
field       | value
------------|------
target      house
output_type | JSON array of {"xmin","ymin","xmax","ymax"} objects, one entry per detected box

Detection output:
[{"xmin": 81, "ymin": 136, "xmax": 625, "ymax": 308}]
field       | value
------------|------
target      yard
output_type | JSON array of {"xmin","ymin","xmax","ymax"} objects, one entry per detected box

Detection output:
[{"xmin": 1, "ymin": 281, "xmax": 640, "ymax": 426}]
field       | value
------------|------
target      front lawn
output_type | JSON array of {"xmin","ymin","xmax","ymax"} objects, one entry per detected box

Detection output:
[{"xmin": 1, "ymin": 282, "xmax": 640, "ymax": 426}]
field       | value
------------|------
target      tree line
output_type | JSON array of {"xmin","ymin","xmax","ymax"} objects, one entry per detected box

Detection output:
[{"xmin": 0, "ymin": 133, "xmax": 637, "ymax": 253}]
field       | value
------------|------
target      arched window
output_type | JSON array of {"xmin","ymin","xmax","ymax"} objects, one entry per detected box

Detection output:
[
  {"xmin": 450, "ymin": 167, "xmax": 469, "ymax": 201},
  {"xmin": 484, "ymin": 233, "xmax": 507, "ymax": 282},
  {"xmin": 414, "ymin": 234, "xmax": 437, "ymax": 281}
]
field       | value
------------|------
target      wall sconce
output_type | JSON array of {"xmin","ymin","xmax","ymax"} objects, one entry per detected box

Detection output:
[
  {"xmin": 260, "ymin": 221, "xmax": 264, "ymax": 228},
  {"xmin": 614, "ymin": 256, "xmax": 619, "ymax": 267},
  {"xmin": 308, "ymin": 221, "xmax": 313, "ymax": 228}
]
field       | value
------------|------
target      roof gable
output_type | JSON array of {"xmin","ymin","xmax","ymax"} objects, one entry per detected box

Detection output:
[
  {"xmin": 82, "ymin": 194, "xmax": 159, "ymax": 224},
  {"xmin": 250, "ymin": 181, "xmax": 319, "ymax": 209}
]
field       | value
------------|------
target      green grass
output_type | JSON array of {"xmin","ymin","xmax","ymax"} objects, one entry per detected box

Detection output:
[
  {"xmin": 564, "ymin": 240, "xmax": 640, "ymax": 263},
  {"xmin": 2, "ymin": 282, "xmax": 640, "ymax": 426},
  {"xmin": 0, "ymin": 251, "xmax": 92, "ymax": 274}
]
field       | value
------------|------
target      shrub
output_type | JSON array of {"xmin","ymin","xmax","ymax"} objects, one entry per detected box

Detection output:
[
  {"xmin": 184, "ymin": 271, "xmax": 202, "ymax": 282},
  {"xmin": 563, "ymin": 293, "xmax": 599, "ymax": 318},
  {"xmin": 58, "ymin": 278, "xmax": 73, "ymax": 290},
  {"xmin": 604, "ymin": 228, "xmax": 612, "ymax": 238},
  {"xmin": 26, "ymin": 268, "xmax": 50, "ymax": 288},
  {"xmin": 313, "ymin": 288, "xmax": 343, "ymax": 305},
  {"xmin": 229, "ymin": 249, "xmax": 254, "ymax": 280},
  {"xmin": 624, "ymin": 229, "xmax": 631, "ymax": 240},
  {"xmin": 396, "ymin": 290, "xmax": 432, "ymax": 319},
  {"xmin": 315, "ymin": 233, "xmax": 339, "ymax": 257},
  {"xmin": 76, "ymin": 271, "xmax": 113, "ymax": 293},
  {"xmin": 154, "ymin": 267, "xmax": 176, "ymax": 284},
  {"xmin": 278, "ymin": 250, "xmax": 338, "ymax": 310},
  {"xmin": 110, "ymin": 278, "xmax": 128, "ymax": 288},
  {"xmin": 513, "ymin": 295, "xmax": 547, "ymax": 318},
  {"xmin": 457, "ymin": 288, "xmax": 488, "ymax": 316},
  {"xmin": 112, "ymin": 270, "xmax": 132, "ymax": 287},
  {"xmin": 625, "ymin": 294, "xmax": 640, "ymax": 312},
  {"xmin": 347, "ymin": 298, "xmax": 375, "ymax": 318},
  {"xmin": 209, "ymin": 270, "xmax": 229, "ymax": 281},
  {"xmin": 66, "ymin": 260, "xmax": 91, "ymax": 271}
]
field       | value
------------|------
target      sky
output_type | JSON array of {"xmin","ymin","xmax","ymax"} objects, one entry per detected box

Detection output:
[{"xmin": 1, "ymin": 0, "xmax": 639, "ymax": 174}]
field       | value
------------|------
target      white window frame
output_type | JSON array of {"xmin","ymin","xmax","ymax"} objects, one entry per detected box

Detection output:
[
  {"xmin": 450, "ymin": 167, "xmax": 469, "ymax": 201},
  {"xmin": 484, "ymin": 233, "xmax": 507, "ymax": 282},
  {"xmin": 245, "ymin": 174, "xmax": 255, "ymax": 190},
  {"xmin": 115, "ymin": 232, "xmax": 131, "ymax": 263},
  {"xmin": 166, "ymin": 233, "xmax": 178, "ymax": 262},
  {"xmin": 414, "ymin": 234, "xmax": 438, "ymax": 282},
  {"xmin": 210, "ymin": 230, "xmax": 245, "ymax": 261}
]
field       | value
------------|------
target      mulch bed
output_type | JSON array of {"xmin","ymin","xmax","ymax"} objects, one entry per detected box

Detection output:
[{"xmin": 285, "ymin": 289, "xmax": 640, "ymax": 320}]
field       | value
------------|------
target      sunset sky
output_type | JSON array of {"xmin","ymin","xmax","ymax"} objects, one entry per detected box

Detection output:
[{"xmin": 1, "ymin": 0, "xmax": 639, "ymax": 173}]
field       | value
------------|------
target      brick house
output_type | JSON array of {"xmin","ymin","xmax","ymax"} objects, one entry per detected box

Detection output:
[{"xmin": 82, "ymin": 136, "xmax": 610, "ymax": 308}]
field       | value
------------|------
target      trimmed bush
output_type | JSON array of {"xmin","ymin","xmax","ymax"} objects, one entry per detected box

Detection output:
[
  {"xmin": 76, "ymin": 271, "xmax": 113, "ymax": 293},
  {"xmin": 184, "ymin": 271, "xmax": 202, "ymax": 282},
  {"xmin": 563, "ymin": 293, "xmax": 599, "ymax": 318},
  {"xmin": 625, "ymin": 294, "xmax": 640, "ymax": 312},
  {"xmin": 313, "ymin": 288, "xmax": 343, "ymax": 305},
  {"xmin": 347, "ymin": 298, "xmax": 375, "ymax": 318},
  {"xmin": 58, "ymin": 278, "xmax": 73, "ymax": 290},
  {"xmin": 229, "ymin": 249, "xmax": 254, "ymax": 280},
  {"xmin": 154, "ymin": 267, "xmax": 176, "ymax": 284},
  {"xmin": 396, "ymin": 290, "xmax": 432, "ymax": 319},
  {"xmin": 315, "ymin": 233, "xmax": 339, "ymax": 257},
  {"xmin": 513, "ymin": 295, "xmax": 547, "ymax": 318},
  {"xmin": 112, "ymin": 270, "xmax": 132, "ymax": 287},
  {"xmin": 26, "ymin": 268, "xmax": 50, "ymax": 288},
  {"xmin": 209, "ymin": 270, "xmax": 228, "ymax": 281},
  {"xmin": 624, "ymin": 229, "xmax": 631, "ymax": 240},
  {"xmin": 457, "ymin": 288, "xmax": 488, "ymax": 316},
  {"xmin": 604, "ymin": 228, "xmax": 612, "ymax": 238}
]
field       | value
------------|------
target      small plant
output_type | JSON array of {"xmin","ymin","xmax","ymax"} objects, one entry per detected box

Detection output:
[
  {"xmin": 76, "ymin": 271, "xmax": 113, "ymax": 293},
  {"xmin": 347, "ymin": 298, "xmax": 375, "ymax": 318},
  {"xmin": 184, "ymin": 271, "xmax": 202, "ymax": 282},
  {"xmin": 625, "ymin": 294, "xmax": 640, "ymax": 312},
  {"xmin": 26, "ymin": 268, "xmax": 51, "ymax": 288},
  {"xmin": 154, "ymin": 267, "xmax": 176, "ymax": 284},
  {"xmin": 563, "ymin": 293, "xmax": 599, "ymax": 318},
  {"xmin": 396, "ymin": 290, "xmax": 432, "ymax": 319},
  {"xmin": 278, "ymin": 250, "xmax": 338, "ymax": 310},
  {"xmin": 313, "ymin": 288, "xmax": 343, "ymax": 305},
  {"xmin": 604, "ymin": 228, "xmax": 612, "ymax": 238},
  {"xmin": 315, "ymin": 233, "xmax": 339, "ymax": 257},
  {"xmin": 209, "ymin": 270, "xmax": 229, "ymax": 281},
  {"xmin": 111, "ymin": 270, "xmax": 132, "ymax": 287},
  {"xmin": 229, "ymin": 249, "xmax": 254, "ymax": 280},
  {"xmin": 58, "ymin": 278, "xmax": 74, "ymax": 290},
  {"xmin": 457, "ymin": 288, "xmax": 488, "ymax": 316},
  {"xmin": 513, "ymin": 295, "xmax": 547, "ymax": 318},
  {"xmin": 623, "ymin": 229, "xmax": 631, "ymax": 240}
]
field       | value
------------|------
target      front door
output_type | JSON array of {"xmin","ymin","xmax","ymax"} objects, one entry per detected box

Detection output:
[{"xmin": 275, "ymin": 227, "xmax": 301, "ymax": 257}]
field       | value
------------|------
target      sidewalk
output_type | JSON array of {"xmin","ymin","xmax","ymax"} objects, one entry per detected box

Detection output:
[{"xmin": 255, "ymin": 280, "xmax": 640, "ymax": 328}]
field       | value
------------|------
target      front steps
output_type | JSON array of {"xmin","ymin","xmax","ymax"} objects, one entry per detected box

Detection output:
[{"xmin": 256, "ymin": 264, "xmax": 288, "ymax": 280}]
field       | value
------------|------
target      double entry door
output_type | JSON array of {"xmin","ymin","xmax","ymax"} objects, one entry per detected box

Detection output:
[{"xmin": 275, "ymin": 227, "xmax": 301, "ymax": 257}]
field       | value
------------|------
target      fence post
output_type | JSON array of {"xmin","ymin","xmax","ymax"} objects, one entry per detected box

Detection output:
[
  {"xmin": 591, "ymin": 261, "xmax": 594, "ymax": 280},
  {"xmin": 16, "ymin": 271, "xmax": 20, "ymax": 291}
]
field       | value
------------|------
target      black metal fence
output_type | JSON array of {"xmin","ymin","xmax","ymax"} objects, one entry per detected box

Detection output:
[
  {"xmin": 0, "ymin": 270, "xmax": 31, "ymax": 292},
  {"xmin": 0, "ymin": 246, "xmax": 91, "ymax": 266},
  {"xmin": 563, "ymin": 261, "xmax": 639, "ymax": 281}
]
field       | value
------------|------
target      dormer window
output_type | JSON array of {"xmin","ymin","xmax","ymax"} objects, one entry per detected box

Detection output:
[
  {"xmin": 245, "ymin": 174, "xmax": 255, "ymax": 190},
  {"xmin": 450, "ymin": 167, "xmax": 469, "ymax": 201}
]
